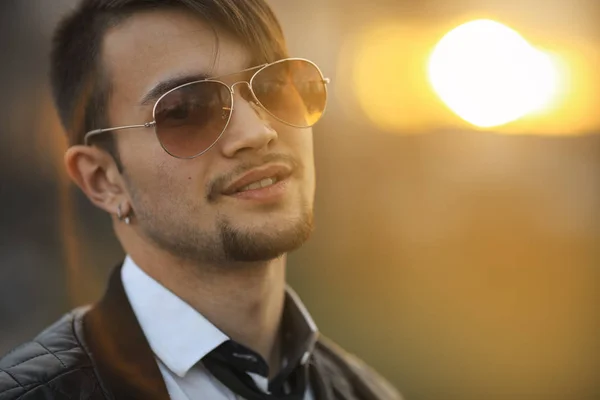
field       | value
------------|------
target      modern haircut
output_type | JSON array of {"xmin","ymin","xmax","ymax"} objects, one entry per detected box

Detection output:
[{"xmin": 50, "ymin": 0, "xmax": 289, "ymax": 163}]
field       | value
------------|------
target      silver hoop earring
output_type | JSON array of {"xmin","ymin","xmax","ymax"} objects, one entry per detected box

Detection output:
[{"xmin": 117, "ymin": 204, "xmax": 131, "ymax": 225}]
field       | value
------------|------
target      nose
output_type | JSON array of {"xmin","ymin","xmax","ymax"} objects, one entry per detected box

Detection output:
[{"xmin": 219, "ymin": 81, "xmax": 278, "ymax": 158}]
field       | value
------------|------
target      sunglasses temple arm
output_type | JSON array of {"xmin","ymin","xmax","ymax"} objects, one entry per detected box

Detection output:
[{"xmin": 83, "ymin": 121, "xmax": 156, "ymax": 145}]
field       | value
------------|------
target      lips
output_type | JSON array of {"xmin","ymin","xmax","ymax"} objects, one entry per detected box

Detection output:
[{"xmin": 222, "ymin": 164, "xmax": 292, "ymax": 195}]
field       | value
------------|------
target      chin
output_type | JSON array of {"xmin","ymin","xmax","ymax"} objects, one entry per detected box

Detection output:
[{"xmin": 218, "ymin": 211, "xmax": 314, "ymax": 263}]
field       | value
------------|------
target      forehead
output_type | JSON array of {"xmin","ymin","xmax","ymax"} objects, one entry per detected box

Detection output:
[{"xmin": 102, "ymin": 8, "xmax": 250, "ymax": 103}]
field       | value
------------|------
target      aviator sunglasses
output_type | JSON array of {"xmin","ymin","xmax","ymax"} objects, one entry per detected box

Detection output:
[{"xmin": 84, "ymin": 58, "xmax": 330, "ymax": 158}]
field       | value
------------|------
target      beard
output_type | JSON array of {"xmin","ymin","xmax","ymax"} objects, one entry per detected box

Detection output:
[
  {"xmin": 218, "ymin": 211, "xmax": 313, "ymax": 262},
  {"xmin": 141, "ymin": 211, "xmax": 313, "ymax": 264},
  {"xmin": 130, "ymin": 191, "xmax": 314, "ymax": 265}
]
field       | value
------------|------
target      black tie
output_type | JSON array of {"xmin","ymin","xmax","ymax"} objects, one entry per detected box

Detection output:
[{"xmin": 202, "ymin": 346, "xmax": 307, "ymax": 400}]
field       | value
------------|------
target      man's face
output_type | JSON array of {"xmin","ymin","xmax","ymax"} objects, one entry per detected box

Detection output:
[{"xmin": 101, "ymin": 8, "xmax": 316, "ymax": 264}]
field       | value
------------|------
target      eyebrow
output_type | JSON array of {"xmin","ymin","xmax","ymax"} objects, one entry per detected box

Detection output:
[{"xmin": 139, "ymin": 72, "xmax": 211, "ymax": 106}]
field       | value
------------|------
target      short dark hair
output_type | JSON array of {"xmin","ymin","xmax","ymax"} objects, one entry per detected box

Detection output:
[{"xmin": 50, "ymin": 0, "xmax": 289, "ymax": 159}]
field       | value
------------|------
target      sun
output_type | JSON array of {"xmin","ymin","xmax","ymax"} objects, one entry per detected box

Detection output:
[{"xmin": 428, "ymin": 19, "xmax": 559, "ymax": 128}]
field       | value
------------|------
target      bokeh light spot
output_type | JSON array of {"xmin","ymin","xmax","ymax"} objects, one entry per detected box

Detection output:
[{"xmin": 428, "ymin": 19, "xmax": 560, "ymax": 128}]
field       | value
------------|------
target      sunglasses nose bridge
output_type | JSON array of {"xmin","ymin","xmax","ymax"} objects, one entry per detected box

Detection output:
[
  {"xmin": 230, "ymin": 80, "xmax": 250, "ymax": 92},
  {"xmin": 230, "ymin": 80, "xmax": 259, "ymax": 108},
  {"xmin": 230, "ymin": 80, "xmax": 253, "ymax": 97}
]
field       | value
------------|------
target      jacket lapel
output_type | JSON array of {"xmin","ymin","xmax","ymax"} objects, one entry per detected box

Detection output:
[{"xmin": 83, "ymin": 265, "xmax": 171, "ymax": 400}]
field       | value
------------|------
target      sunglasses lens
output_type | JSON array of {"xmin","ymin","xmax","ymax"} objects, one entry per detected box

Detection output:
[
  {"xmin": 154, "ymin": 81, "xmax": 232, "ymax": 158},
  {"xmin": 252, "ymin": 59, "xmax": 327, "ymax": 127}
]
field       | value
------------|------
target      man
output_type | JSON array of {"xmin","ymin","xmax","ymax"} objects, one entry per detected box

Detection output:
[{"xmin": 0, "ymin": 1, "xmax": 402, "ymax": 399}]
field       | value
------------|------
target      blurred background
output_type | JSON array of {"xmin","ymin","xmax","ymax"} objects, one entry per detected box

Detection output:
[{"xmin": 1, "ymin": 0, "xmax": 599, "ymax": 399}]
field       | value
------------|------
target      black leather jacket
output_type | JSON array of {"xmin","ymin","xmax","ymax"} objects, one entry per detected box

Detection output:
[{"xmin": 0, "ymin": 267, "xmax": 402, "ymax": 400}]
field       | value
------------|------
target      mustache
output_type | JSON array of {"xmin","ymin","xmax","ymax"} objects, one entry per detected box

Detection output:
[{"xmin": 206, "ymin": 153, "xmax": 301, "ymax": 202}]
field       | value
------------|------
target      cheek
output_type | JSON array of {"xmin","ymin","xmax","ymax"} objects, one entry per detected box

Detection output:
[
  {"xmin": 151, "ymin": 157, "xmax": 215, "ymax": 207},
  {"xmin": 123, "ymin": 148, "xmax": 204, "ymax": 205},
  {"xmin": 278, "ymin": 126, "xmax": 314, "ymax": 156},
  {"xmin": 285, "ymin": 129, "xmax": 315, "ymax": 190},
  {"xmin": 117, "ymin": 125, "xmax": 162, "ymax": 170},
  {"xmin": 295, "ymin": 131, "xmax": 315, "ymax": 173}
]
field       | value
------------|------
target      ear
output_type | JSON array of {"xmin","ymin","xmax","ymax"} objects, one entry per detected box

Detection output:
[{"xmin": 64, "ymin": 145, "xmax": 128, "ymax": 215}]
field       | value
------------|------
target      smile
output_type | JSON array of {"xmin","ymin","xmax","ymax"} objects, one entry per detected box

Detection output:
[
  {"xmin": 237, "ymin": 177, "xmax": 279, "ymax": 193},
  {"xmin": 222, "ymin": 164, "xmax": 292, "ymax": 196}
]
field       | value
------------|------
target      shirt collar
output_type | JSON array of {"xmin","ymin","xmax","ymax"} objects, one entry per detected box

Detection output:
[
  {"xmin": 121, "ymin": 256, "xmax": 229, "ymax": 378},
  {"xmin": 121, "ymin": 255, "xmax": 319, "ymax": 381}
]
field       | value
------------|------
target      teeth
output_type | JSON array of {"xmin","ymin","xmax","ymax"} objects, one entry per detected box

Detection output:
[
  {"xmin": 238, "ymin": 177, "xmax": 276, "ymax": 192},
  {"xmin": 247, "ymin": 181, "xmax": 262, "ymax": 191},
  {"xmin": 260, "ymin": 177, "xmax": 275, "ymax": 188}
]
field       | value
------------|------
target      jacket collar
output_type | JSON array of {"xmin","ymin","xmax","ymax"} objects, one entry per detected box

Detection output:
[{"xmin": 83, "ymin": 265, "xmax": 171, "ymax": 400}]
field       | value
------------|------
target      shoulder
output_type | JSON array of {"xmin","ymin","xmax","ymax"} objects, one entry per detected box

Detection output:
[
  {"xmin": 314, "ymin": 335, "xmax": 404, "ymax": 400},
  {"xmin": 0, "ymin": 309, "xmax": 104, "ymax": 400}
]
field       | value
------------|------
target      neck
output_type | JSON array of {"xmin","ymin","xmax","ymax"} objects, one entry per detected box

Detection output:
[{"xmin": 124, "ymin": 238, "xmax": 287, "ymax": 374}]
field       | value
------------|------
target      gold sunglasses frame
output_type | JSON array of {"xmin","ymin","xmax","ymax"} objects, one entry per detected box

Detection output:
[{"xmin": 83, "ymin": 57, "xmax": 330, "ymax": 159}]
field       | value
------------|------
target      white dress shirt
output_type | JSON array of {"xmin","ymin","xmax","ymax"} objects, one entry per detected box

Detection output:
[{"xmin": 121, "ymin": 256, "xmax": 316, "ymax": 400}]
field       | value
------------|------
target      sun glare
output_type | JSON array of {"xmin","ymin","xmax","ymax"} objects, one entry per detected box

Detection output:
[{"xmin": 428, "ymin": 19, "xmax": 560, "ymax": 128}]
